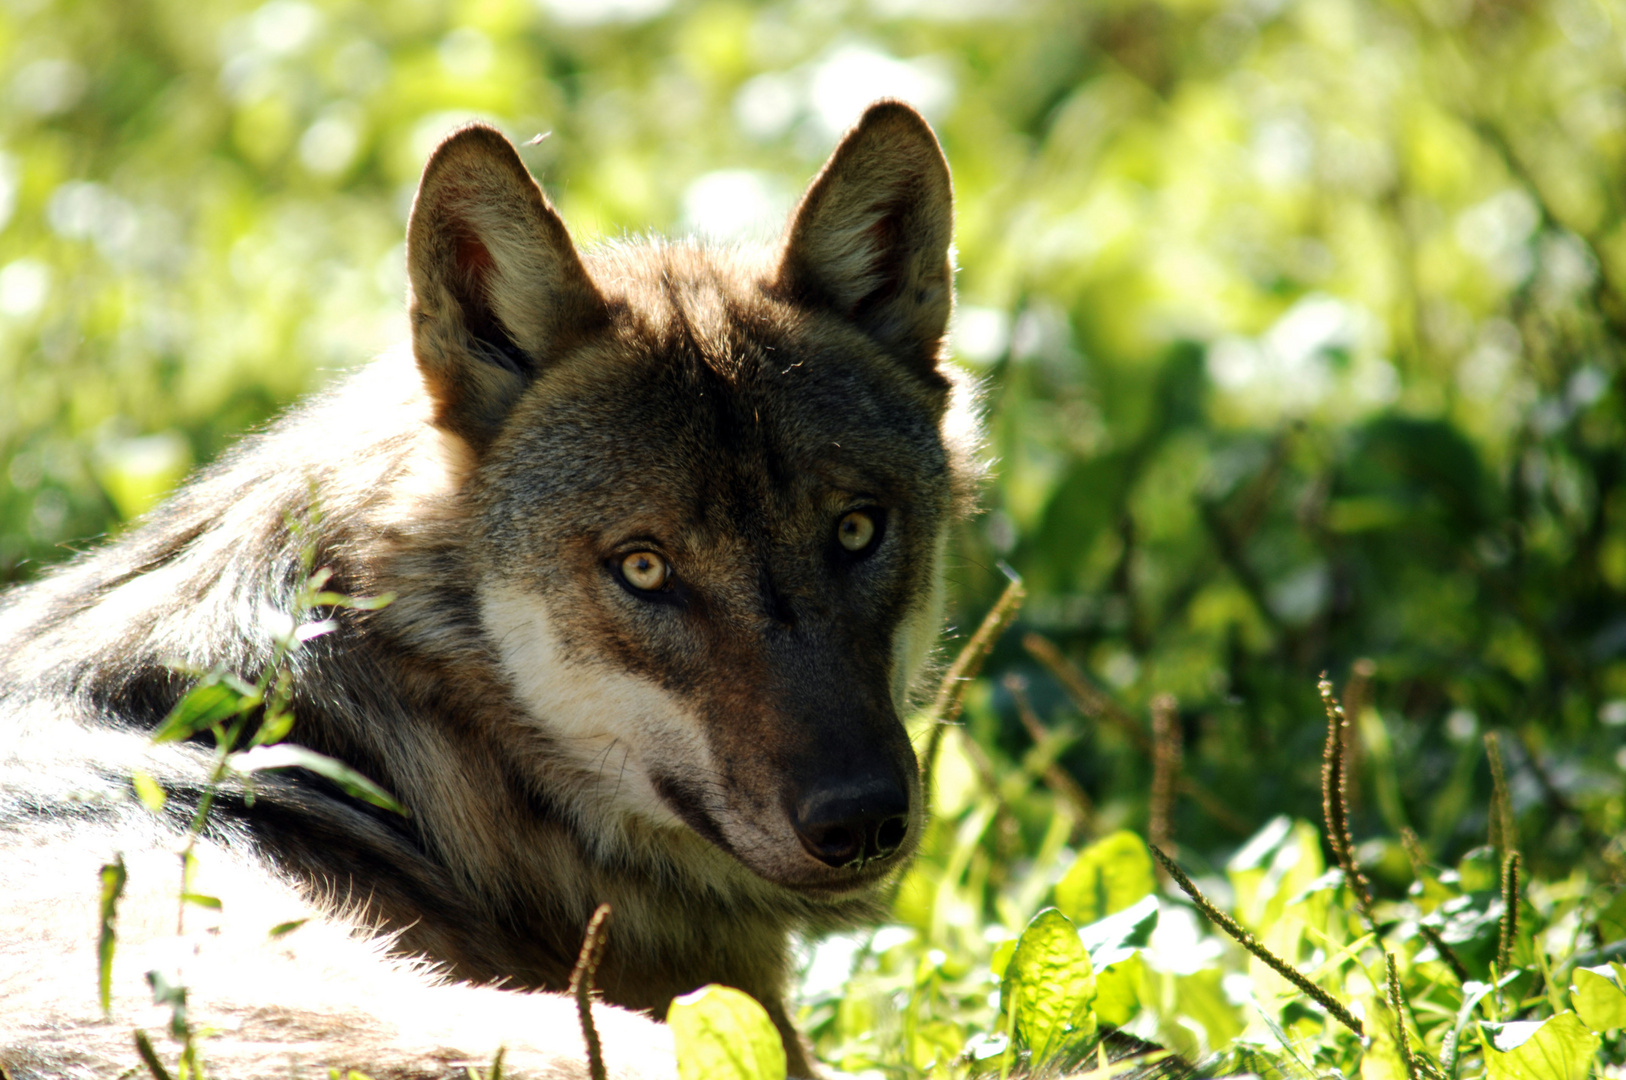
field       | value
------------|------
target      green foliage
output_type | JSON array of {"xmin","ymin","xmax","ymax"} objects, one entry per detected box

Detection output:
[
  {"xmin": 1054, "ymin": 831, "xmax": 1154, "ymax": 926},
  {"xmin": 1480, "ymin": 1014, "xmax": 1600, "ymax": 1080},
  {"xmin": 1001, "ymin": 908, "xmax": 1097, "ymax": 1073},
  {"xmin": 6, "ymin": 0, "xmax": 1624, "ymax": 1075},
  {"xmin": 97, "ymin": 855, "xmax": 126, "ymax": 1018},
  {"xmin": 1572, "ymin": 966, "xmax": 1626, "ymax": 1035},
  {"xmin": 667, "ymin": 985, "xmax": 787, "ymax": 1080}
]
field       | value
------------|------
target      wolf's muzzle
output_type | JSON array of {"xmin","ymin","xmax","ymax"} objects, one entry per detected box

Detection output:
[{"xmin": 792, "ymin": 777, "xmax": 910, "ymax": 869}]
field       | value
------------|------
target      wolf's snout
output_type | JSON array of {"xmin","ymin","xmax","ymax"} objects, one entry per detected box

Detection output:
[{"xmin": 792, "ymin": 778, "xmax": 910, "ymax": 869}]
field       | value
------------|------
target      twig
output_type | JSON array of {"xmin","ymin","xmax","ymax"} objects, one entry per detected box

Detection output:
[
  {"xmin": 1416, "ymin": 922, "xmax": 1470, "ymax": 985},
  {"xmin": 1175, "ymin": 777, "xmax": 1252, "ymax": 837},
  {"xmin": 1149, "ymin": 693, "xmax": 1181, "ymax": 877},
  {"xmin": 1021, "ymin": 633, "xmax": 1150, "ymax": 752},
  {"xmin": 1022, "ymin": 633, "xmax": 1250, "ymax": 835},
  {"xmin": 1385, "ymin": 953, "xmax": 1421, "ymax": 1080},
  {"xmin": 1484, "ymin": 732, "xmax": 1516, "ymax": 862},
  {"xmin": 1004, "ymin": 673, "xmax": 1096, "ymax": 830},
  {"xmin": 1149, "ymin": 844, "xmax": 1363, "ymax": 1037},
  {"xmin": 1398, "ymin": 826, "xmax": 1428, "ymax": 882},
  {"xmin": 1320, "ymin": 675, "xmax": 1375, "ymax": 936},
  {"xmin": 1498, "ymin": 852, "xmax": 1521, "ymax": 974},
  {"xmin": 570, "ymin": 903, "xmax": 612, "ymax": 1080},
  {"xmin": 921, "ymin": 568, "xmax": 1025, "ymax": 786},
  {"xmin": 1340, "ymin": 659, "xmax": 1375, "ymax": 812}
]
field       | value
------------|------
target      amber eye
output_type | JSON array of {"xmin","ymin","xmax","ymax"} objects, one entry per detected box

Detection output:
[
  {"xmin": 836, "ymin": 510, "xmax": 878, "ymax": 553},
  {"xmin": 620, "ymin": 551, "xmax": 670, "ymax": 591}
]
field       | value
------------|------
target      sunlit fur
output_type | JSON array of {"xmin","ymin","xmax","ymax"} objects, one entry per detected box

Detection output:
[{"xmin": 0, "ymin": 101, "xmax": 982, "ymax": 1079}]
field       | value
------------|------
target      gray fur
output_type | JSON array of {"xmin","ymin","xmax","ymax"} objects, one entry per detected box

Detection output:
[{"xmin": 0, "ymin": 100, "xmax": 980, "ymax": 1079}]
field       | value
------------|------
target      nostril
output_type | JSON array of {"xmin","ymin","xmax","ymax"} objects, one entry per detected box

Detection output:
[
  {"xmin": 871, "ymin": 814, "xmax": 908, "ymax": 860},
  {"xmin": 793, "ymin": 779, "xmax": 911, "ymax": 870},
  {"xmin": 798, "ymin": 822, "xmax": 864, "ymax": 868}
]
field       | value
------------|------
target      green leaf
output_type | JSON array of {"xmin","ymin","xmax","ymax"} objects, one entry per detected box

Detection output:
[
  {"xmin": 1001, "ymin": 907, "xmax": 1097, "ymax": 1070},
  {"xmin": 1077, "ymin": 893, "xmax": 1158, "ymax": 967},
  {"xmin": 227, "ymin": 744, "xmax": 408, "ymax": 815},
  {"xmin": 1480, "ymin": 1013, "xmax": 1600, "ymax": 1080},
  {"xmin": 667, "ymin": 984, "xmax": 787, "ymax": 1080},
  {"xmin": 1054, "ymin": 830, "xmax": 1155, "ymax": 925},
  {"xmin": 131, "ymin": 770, "xmax": 166, "ymax": 813},
  {"xmin": 98, "ymin": 856, "xmax": 127, "ymax": 1018},
  {"xmin": 1572, "ymin": 965, "xmax": 1626, "ymax": 1033},
  {"xmin": 182, "ymin": 892, "xmax": 221, "ymax": 910},
  {"xmin": 1092, "ymin": 954, "xmax": 1144, "ymax": 1028},
  {"xmin": 1361, "ymin": 996, "xmax": 1409, "ymax": 1080},
  {"xmin": 269, "ymin": 918, "xmax": 309, "ymax": 938},
  {"xmin": 151, "ymin": 666, "xmax": 259, "ymax": 744},
  {"xmin": 311, "ymin": 590, "xmax": 395, "ymax": 611}
]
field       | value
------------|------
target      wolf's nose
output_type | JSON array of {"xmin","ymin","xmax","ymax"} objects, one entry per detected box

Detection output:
[{"xmin": 793, "ymin": 780, "xmax": 910, "ymax": 869}]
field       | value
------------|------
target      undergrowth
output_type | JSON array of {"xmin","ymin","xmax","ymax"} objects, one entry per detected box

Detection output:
[{"xmin": 102, "ymin": 573, "xmax": 1626, "ymax": 1080}]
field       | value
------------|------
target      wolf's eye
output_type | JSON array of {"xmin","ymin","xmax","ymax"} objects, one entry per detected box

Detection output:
[
  {"xmin": 836, "ymin": 510, "xmax": 879, "ymax": 553},
  {"xmin": 620, "ymin": 551, "xmax": 670, "ymax": 591}
]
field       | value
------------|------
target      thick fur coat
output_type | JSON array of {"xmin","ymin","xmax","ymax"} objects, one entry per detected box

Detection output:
[{"xmin": 0, "ymin": 101, "xmax": 979, "ymax": 1079}]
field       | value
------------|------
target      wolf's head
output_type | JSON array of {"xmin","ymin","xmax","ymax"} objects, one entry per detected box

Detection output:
[{"xmin": 403, "ymin": 102, "xmax": 977, "ymax": 898}]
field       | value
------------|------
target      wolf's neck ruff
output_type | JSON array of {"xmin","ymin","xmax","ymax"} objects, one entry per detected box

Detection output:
[{"xmin": 0, "ymin": 100, "xmax": 981, "ymax": 1079}]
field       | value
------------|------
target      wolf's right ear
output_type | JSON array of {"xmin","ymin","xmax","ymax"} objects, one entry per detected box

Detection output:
[
  {"xmin": 774, "ymin": 101, "xmax": 954, "ymax": 385},
  {"xmin": 407, "ymin": 125, "xmax": 607, "ymax": 448}
]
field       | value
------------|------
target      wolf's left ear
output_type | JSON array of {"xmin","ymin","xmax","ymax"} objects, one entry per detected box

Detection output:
[
  {"xmin": 775, "ymin": 101, "xmax": 954, "ymax": 382},
  {"xmin": 407, "ymin": 125, "xmax": 607, "ymax": 447}
]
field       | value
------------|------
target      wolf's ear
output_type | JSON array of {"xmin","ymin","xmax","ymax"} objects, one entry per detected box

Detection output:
[
  {"xmin": 407, "ymin": 124, "xmax": 607, "ymax": 447},
  {"xmin": 775, "ymin": 101, "xmax": 954, "ymax": 381}
]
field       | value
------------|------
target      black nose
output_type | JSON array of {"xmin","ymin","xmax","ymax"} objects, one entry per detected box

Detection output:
[{"xmin": 792, "ymin": 778, "xmax": 910, "ymax": 869}]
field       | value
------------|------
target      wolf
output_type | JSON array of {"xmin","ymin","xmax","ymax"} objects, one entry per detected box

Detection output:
[{"xmin": 0, "ymin": 99, "xmax": 979, "ymax": 1079}]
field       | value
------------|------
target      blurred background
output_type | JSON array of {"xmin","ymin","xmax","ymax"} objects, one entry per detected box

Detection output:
[{"xmin": 0, "ymin": 0, "xmax": 1622, "ymax": 881}]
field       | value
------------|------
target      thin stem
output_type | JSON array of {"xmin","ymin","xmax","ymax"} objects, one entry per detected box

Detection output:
[
  {"xmin": 1484, "ymin": 732, "xmax": 1516, "ymax": 862},
  {"xmin": 1004, "ymin": 673, "xmax": 1096, "ymax": 831},
  {"xmin": 1386, "ymin": 952, "xmax": 1421, "ymax": 1080},
  {"xmin": 1416, "ymin": 923, "xmax": 1470, "ymax": 985},
  {"xmin": 1319, "ymin": 674, "xmax": 1376, "ymax": 937},
  {"xmin": 1149, "ymin": 844, "xmax": 1363, "ymax": 1037},
  {"xmin": 1149, "ymin": 693, "xmax": 1181, "ymax": 877},
  {"xmin": 1498, "ymin": 852, "xmax": 1521, "ymax": 974},
  {"xmin": 1023, "ymin": 632, "xmax": 1250, "ymax": 835},
  {"xmin": 570, "ymin": 903, "xmax": 613, "ymax": 1080},
  {"xmin": 921, "ymin": 568, "xmax": 1025, "ymax": 785}
]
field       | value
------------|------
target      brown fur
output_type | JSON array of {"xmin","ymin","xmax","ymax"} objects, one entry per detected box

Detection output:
[{"xmin": 0, "ymin": 100, "xmax": 980, "ymax": 1079}]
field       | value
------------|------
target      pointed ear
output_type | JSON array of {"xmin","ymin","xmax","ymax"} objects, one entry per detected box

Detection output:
[
  {"xmin": 406, "ymin": 124, "xmax": 607, "ymax": 447},
  {"xmin": 774, "ymin": 101, "xmax": 954, "ymax": 381}
]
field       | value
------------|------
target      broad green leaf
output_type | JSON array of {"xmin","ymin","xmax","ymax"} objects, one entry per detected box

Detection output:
[
  {"xmin": 1228, "ymin": 817, "xmax": 1325, "ymax": 934},
  {"xmin": 1480, "ymin": 1013, "xmax": 1600, "ymax": 1080},
  {"xmin": 1055, "ymin": 831, "xmax": 1155, "ymax": 925},
  {"xmin": 1092, "ymin": 954, "xmax": 1144, "ymax": 1027},
  {"xmin": 228, "ymin": 744, "xmax": 408, "ymax": 815},
  {"xmin": 1077, "ymin": 893, "xmax": 1158, "ymax": 967},
  {"xmin": 1572, "ymin": 966, "xmax": 1626, "ymax": 1033},
  {"xmin": 668, "ymin": 984, "xmax": 786, "ymax": 1080},
  {"xmin": 1171, "ymin": 969, "xmax": 1244, "ymax": 1055},
  {"xmin": 1001, "ymin": 907, "xmax": 1097, "ymax": 1070}
]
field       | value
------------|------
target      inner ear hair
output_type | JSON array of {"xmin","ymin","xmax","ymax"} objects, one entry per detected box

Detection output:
[
  {"xmin": 775, "ymin": 100, "xmax": 955, "ymax": 383},
  {"xmin": 406, "ymin": 124, "xmax": 607, "ymax": 447}
]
